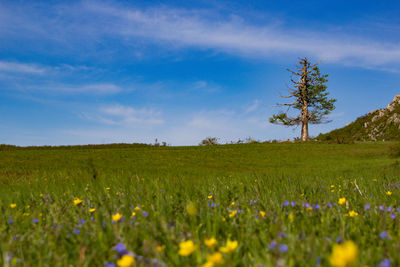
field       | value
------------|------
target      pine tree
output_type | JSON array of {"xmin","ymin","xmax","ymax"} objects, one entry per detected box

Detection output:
[{"xmin": 270, "ymin": 58, "xmax": 336, "ymax": 141}]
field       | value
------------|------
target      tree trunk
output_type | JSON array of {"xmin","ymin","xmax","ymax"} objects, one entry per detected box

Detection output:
[
  {"xmin": 301, "ymin": 118, "xmax": 308, "ymax": 141},
  {"xmin": 300, "ymin": 59, "xmax": 309, "ymax": 141}
]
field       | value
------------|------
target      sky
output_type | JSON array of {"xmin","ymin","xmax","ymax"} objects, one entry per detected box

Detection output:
[{"xmin": 1, "ymin": 0, "xmax": 400, "ymax": 146}]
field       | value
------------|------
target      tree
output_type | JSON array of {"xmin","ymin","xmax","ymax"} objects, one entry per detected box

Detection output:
[{"xmin": 269, "ymin": 58, "xmax": 336, "ymax": 141}]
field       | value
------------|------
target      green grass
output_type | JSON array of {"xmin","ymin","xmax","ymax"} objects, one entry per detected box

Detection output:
[{"xmin": 1, "ymin": 142, "xmax": 399, "ymax": 266}]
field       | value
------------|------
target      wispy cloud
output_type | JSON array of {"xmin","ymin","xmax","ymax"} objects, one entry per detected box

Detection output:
[
  {"xmin": 0, "ymin": 61, "xmax": 47, "ymax": 74},
  {"xmin": 86, "ymin": 104, "xmax": 164, "ymax": 126},
  {"xmin": 2, "ymin": 2, "xmax": 400, "ymax": 70}
]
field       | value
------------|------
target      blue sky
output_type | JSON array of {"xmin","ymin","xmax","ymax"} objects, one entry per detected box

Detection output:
[{"xmin": 1, "ymin": 0, "xmax": 400, "ymax": 145}]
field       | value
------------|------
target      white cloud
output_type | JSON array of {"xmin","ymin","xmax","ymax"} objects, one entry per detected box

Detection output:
[
  {"xmin": 0, "ymin": 61, "xmax": 47, "ymax": 74},
  {"xmin": 2, "ymin": 3, "xmax": 400, "ymax": 70},
  {"xmin": 245, "ymin": 99, "xmax": 260, "ymax": 113},
  {"xmin": 96, "ymin": 104, "xmax": 164, "ymax": 126}
]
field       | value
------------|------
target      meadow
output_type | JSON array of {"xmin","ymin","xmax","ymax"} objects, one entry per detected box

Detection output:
[{"xmin": 1, "ymin": 142, "xmax": 400, "ymax": 266}]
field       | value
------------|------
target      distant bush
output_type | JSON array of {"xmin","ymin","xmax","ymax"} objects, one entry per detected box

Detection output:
[
  {"xmin": 389, "ymin": 142, "xmax": 400, "ymax": 158},
  {"xmin": 199, "ymin": 137, "xmax": 219, "ymax": 146}
]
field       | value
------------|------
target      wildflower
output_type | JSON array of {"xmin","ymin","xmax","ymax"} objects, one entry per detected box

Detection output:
[
  {"xmin": 329, "ymin": 240, "xmax": 358, "ymax": 267},
  {"xmin": 288, "ymin": 213, "xmax": 295, "ymax": 223},
  {"xmin": 391, "ymin": 214, "xmax": 396, "ymax": 219},
  {"xmin": 379, "ymin": 259, "xmax": 391, "ymax": 267},
  {"xmin": 134, "ymin": 206, "xmax": 140, "ymax": 211},
  {"xmin": 186, "ymin": 202, "xmax": 198, "ymax": 216},
  {"xmin": 208, "ymin": 195, "xmax": 213, "ymax": 199},
  {"xmin": 331, "ymin": 185, "xmax": 335, "ymax": 188},
  {"xmin": 364, "ymin": 204, "xmax": 370, "ymax": 211},
  {"xmin": 373, "ymin": 178, "xmax": 378, "ymax": 182},
  {"xmin": 338, "ymin": 198, "xmax": 346, "ymax": 205},
  {"xmin": 278, "ymin": 244, "xmax": 288, "ymax": 253},
  {"xmin": 348, "ymin": 210, "xmax": 358, "ymax": 217},
  {"xmin": 113, "ymin": 243, "xmax": 127, "ymax": 255},
  {"xmin": 259, "ymin": 211, "xmax": 266, "ymax": 218},
  {"xmin": 178, "ymin": 240, "xmax": 196, "ymax": 256},
  {"xmin": 143, "ymin": 211, "xmax": 148, "ymax": 217},
  {"xmin": 23, "ymin": 213, "xmax": 30, "ymax": 216},
  {"xmin": 33, "ymin": 218, "xmax": 39, "ymax": 224},
  {"xmin": 106, "ymin": 187, "xmax": 110, "ymax": 191},
  {"xmin": 229, "ymin": 210, "xmax": 238, "ymax": 218},
  {"xmin": 74, "ymin": 198, "xmax": 83, "ymax": 206},
  {"xmin": 380, "ymin": 231, "xmax": 390, "ymax": 239},
  {"xmin": 89, "ymin": 208, "xmax": 96, "ymax": 213},
  {"xmin": 9, "ymin": 204, "xmax": 16, "ymax": 209},
  {"xmin": 156, "ymin": 245, "xmax": 165, "ymax": 252},
  {"xmin": 204, "ymin": 237, "xmax": 218, "ymax": 248},
  {"xmin": 201, "ymin": 262, "xmax": 214, "ymax": 267},
  {"xmin": 117, "ymin": 254, "xmax": 134, "ymax": 267},
  {"xmin": 230, "ymin": 202, "xmax": 235, "ymax": 206},
  {"xmin": 207, "ymin": 252, "xmax": 223, "ymax": 264},
  {"xmin": 269, "ymin": 241, "xmax": 277, "ymax": 250},
  {"xmin": 219, "ymin": 240, "xmax": 238, "ymax": 253},
  {"xmin": 131, "ymin": 212, "xmax": 136, "ymax": 217},
  {"xmin": 386, "ymin": 191, "xmax": 392, "ymax": 196},
  {"xmin": 72, "ymin": 228, "xmax": 80, "ymax": 235},
  {"xmin": 283, "ymin": 200, "xmax": 290, "ymax": 206},
  {"xmin": 112, "ymin": 213, "xmax": 122, "ymax": 222}
]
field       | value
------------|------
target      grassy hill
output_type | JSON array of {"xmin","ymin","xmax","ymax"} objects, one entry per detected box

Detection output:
[{"xmin": 317, "ymin": 95, "xmax": 400, "ymax": 142}]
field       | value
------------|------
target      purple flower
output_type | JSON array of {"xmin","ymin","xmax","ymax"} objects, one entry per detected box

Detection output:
[
  {"xmin": 104, "ymin": 263, "xmax": 116, "ymax": 267},
  {"xmin": 312, "ymin": 204, "xmax": 321, "ymax": 210},
  {"xmin": 364, "ymin": 204, "xmax": 370, "ymax": 211},
  {"xmin": 211, "ymin": 202, "xmax": 217, "ymax": 208},
  {"xmin": 336, "ymin": 236, "xmax": 342, "ymax": 243},
  {"xmin": 283, "ymin": 200, "xmax": 290, "ymax": 206},
  {"xmin": 379, "ymin": 205, "xmax": 385, "ymax": 211},
  {"xmin": 269, "ymin": 241, "xmax": 277, "ymax": 250},
  {"xmin": 278, "ymin": 244, "xmax": 288, "ymax": 253},
  {"xmin": 380, "ymin": 231, "xmax": 390, "ymax": 239},
  {"xmin": 390, "ymin": 214, "xmax": 396, "ymax": 219},
  {"xmin": 291, "ymin": 201, "xmax": 296, "ymax": 207},
  {"xmin": 303, "ymin": 203, "xmax": 311, "ymax": 208},
  {"xmin": 379, "ymin": 259, "xmax": 391, "ymax": 267},
  {"xmin": 33, "ymin": 218, "xmax": 39, "ymax": 224},
  {"xmin": 387, "ymin": 207, "xmax": 392, "ymax": 212},
  {"xmin": 72, "ymin": 228, "xmax": 80, "ymax": 235},
  {"xmin": 113, "ymin": 243, "xmax": 127, "ymax": 255},
  {"xmin": 327, "ymin": 203, "xmax": 332, "ymax": 208},
  {"xmin": 143, "ymin": 211, "xmax": 148, "ymax": 218}
]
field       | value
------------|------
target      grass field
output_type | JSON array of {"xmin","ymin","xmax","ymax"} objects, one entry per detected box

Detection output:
[{"xmin": 1, "ymin": 142, "xmax": 400, "ymax": 266}]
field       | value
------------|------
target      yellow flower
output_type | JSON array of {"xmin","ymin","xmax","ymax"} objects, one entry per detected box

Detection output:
[
  {"xmin": 259, "ymin": 211, "xmax": 266, "ymax": 218},
  {"xmin": 331, "ymin": 185, "xmax": 335, "ymax": 188},
  {"xmin": 26, "ymin": 205, "xmax": 30, "ymax": 209},
  {"xmin": 134, "ymin": 206, "xmax": 140, "ymax": 211},
  {"xmin": 201, "ymin": 262, "xmax": 214, "ymax": 267},
  {"xmin": 156, "ymin": 245, "xmax": 165, "ymax": 252},
  {"xmin": 348, "ymin": 210, "xmax": 358, "ymax": 217},
  {"xmin": 186, "ymin": 202, "xmax": 198, "ymax": 216},
  {"xmin": 230, "ymin": 202, "xmax": 235, "ymax": 206},
  {"xmin": 117, "ymin": 254, "xmax": 135, "ymax": 267},
  {"xmin": 9, "ymin": 203, "xmax": 16, "ymax": 209},
  {"xmin": 23, "ymin": 212, "xmax": 30, "ymax": 216},
  {"xmin": 373, "ymin": 178, "xmax": 377, "ymax": 182},
  {"xmin": 73, "ymin": 198, "xmax": 83, "ymax": 206},
  {"xmin": 89, "ymin": 208, "xmax": 96, "ymax": 213},
  {"xmin": 207, "ymin": 252, "xmax": 224, "ymax": 264},
  {"xmin": 329, "ymin": 241, "xmax": 358, "ymax": 267},
  {"xmin": 229, "ymin": 210, "xmax": 238, "ymax": 218},
  {"xmin": 106, "ymin": 187, "xmax": 111, "ymax": 191},
  {"xmin": 131, "ymin": 212, "xmax": 136, "ymax": 217},
  {"xmin": 219, "ymin": 240, "xmax": 238, "ymax": 253},
  {"xmin": 288, "ymin": 213, "xmax": 295, "ymax": 223},
  {"xmin": 208, "ymin": 195, "xmax": 213, "ymax": 199},
  {"xmin": 204, "ymin": 237, "xmax": 218, "ymax": 248},
  {"xmin": 178, "ymin": 240, "xmax": 196, "ymax": 256},
  {"xmin": 386, "ymin": 191, "xmax": 392, "ymax": 196},
  {"xmin": 338, "ymin": 198, "xmax": 346, "ymax": 205},
  {"xmin": 331, "ymin": 190, "xmax": 335, "ymax": 193},
  {"xmin": 306, "ymin": 207, "xmax": 312, "ymax": 211},
  {"xmin": 112, "ymin": 213, "xmax": 122, "ymax": 222}
]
